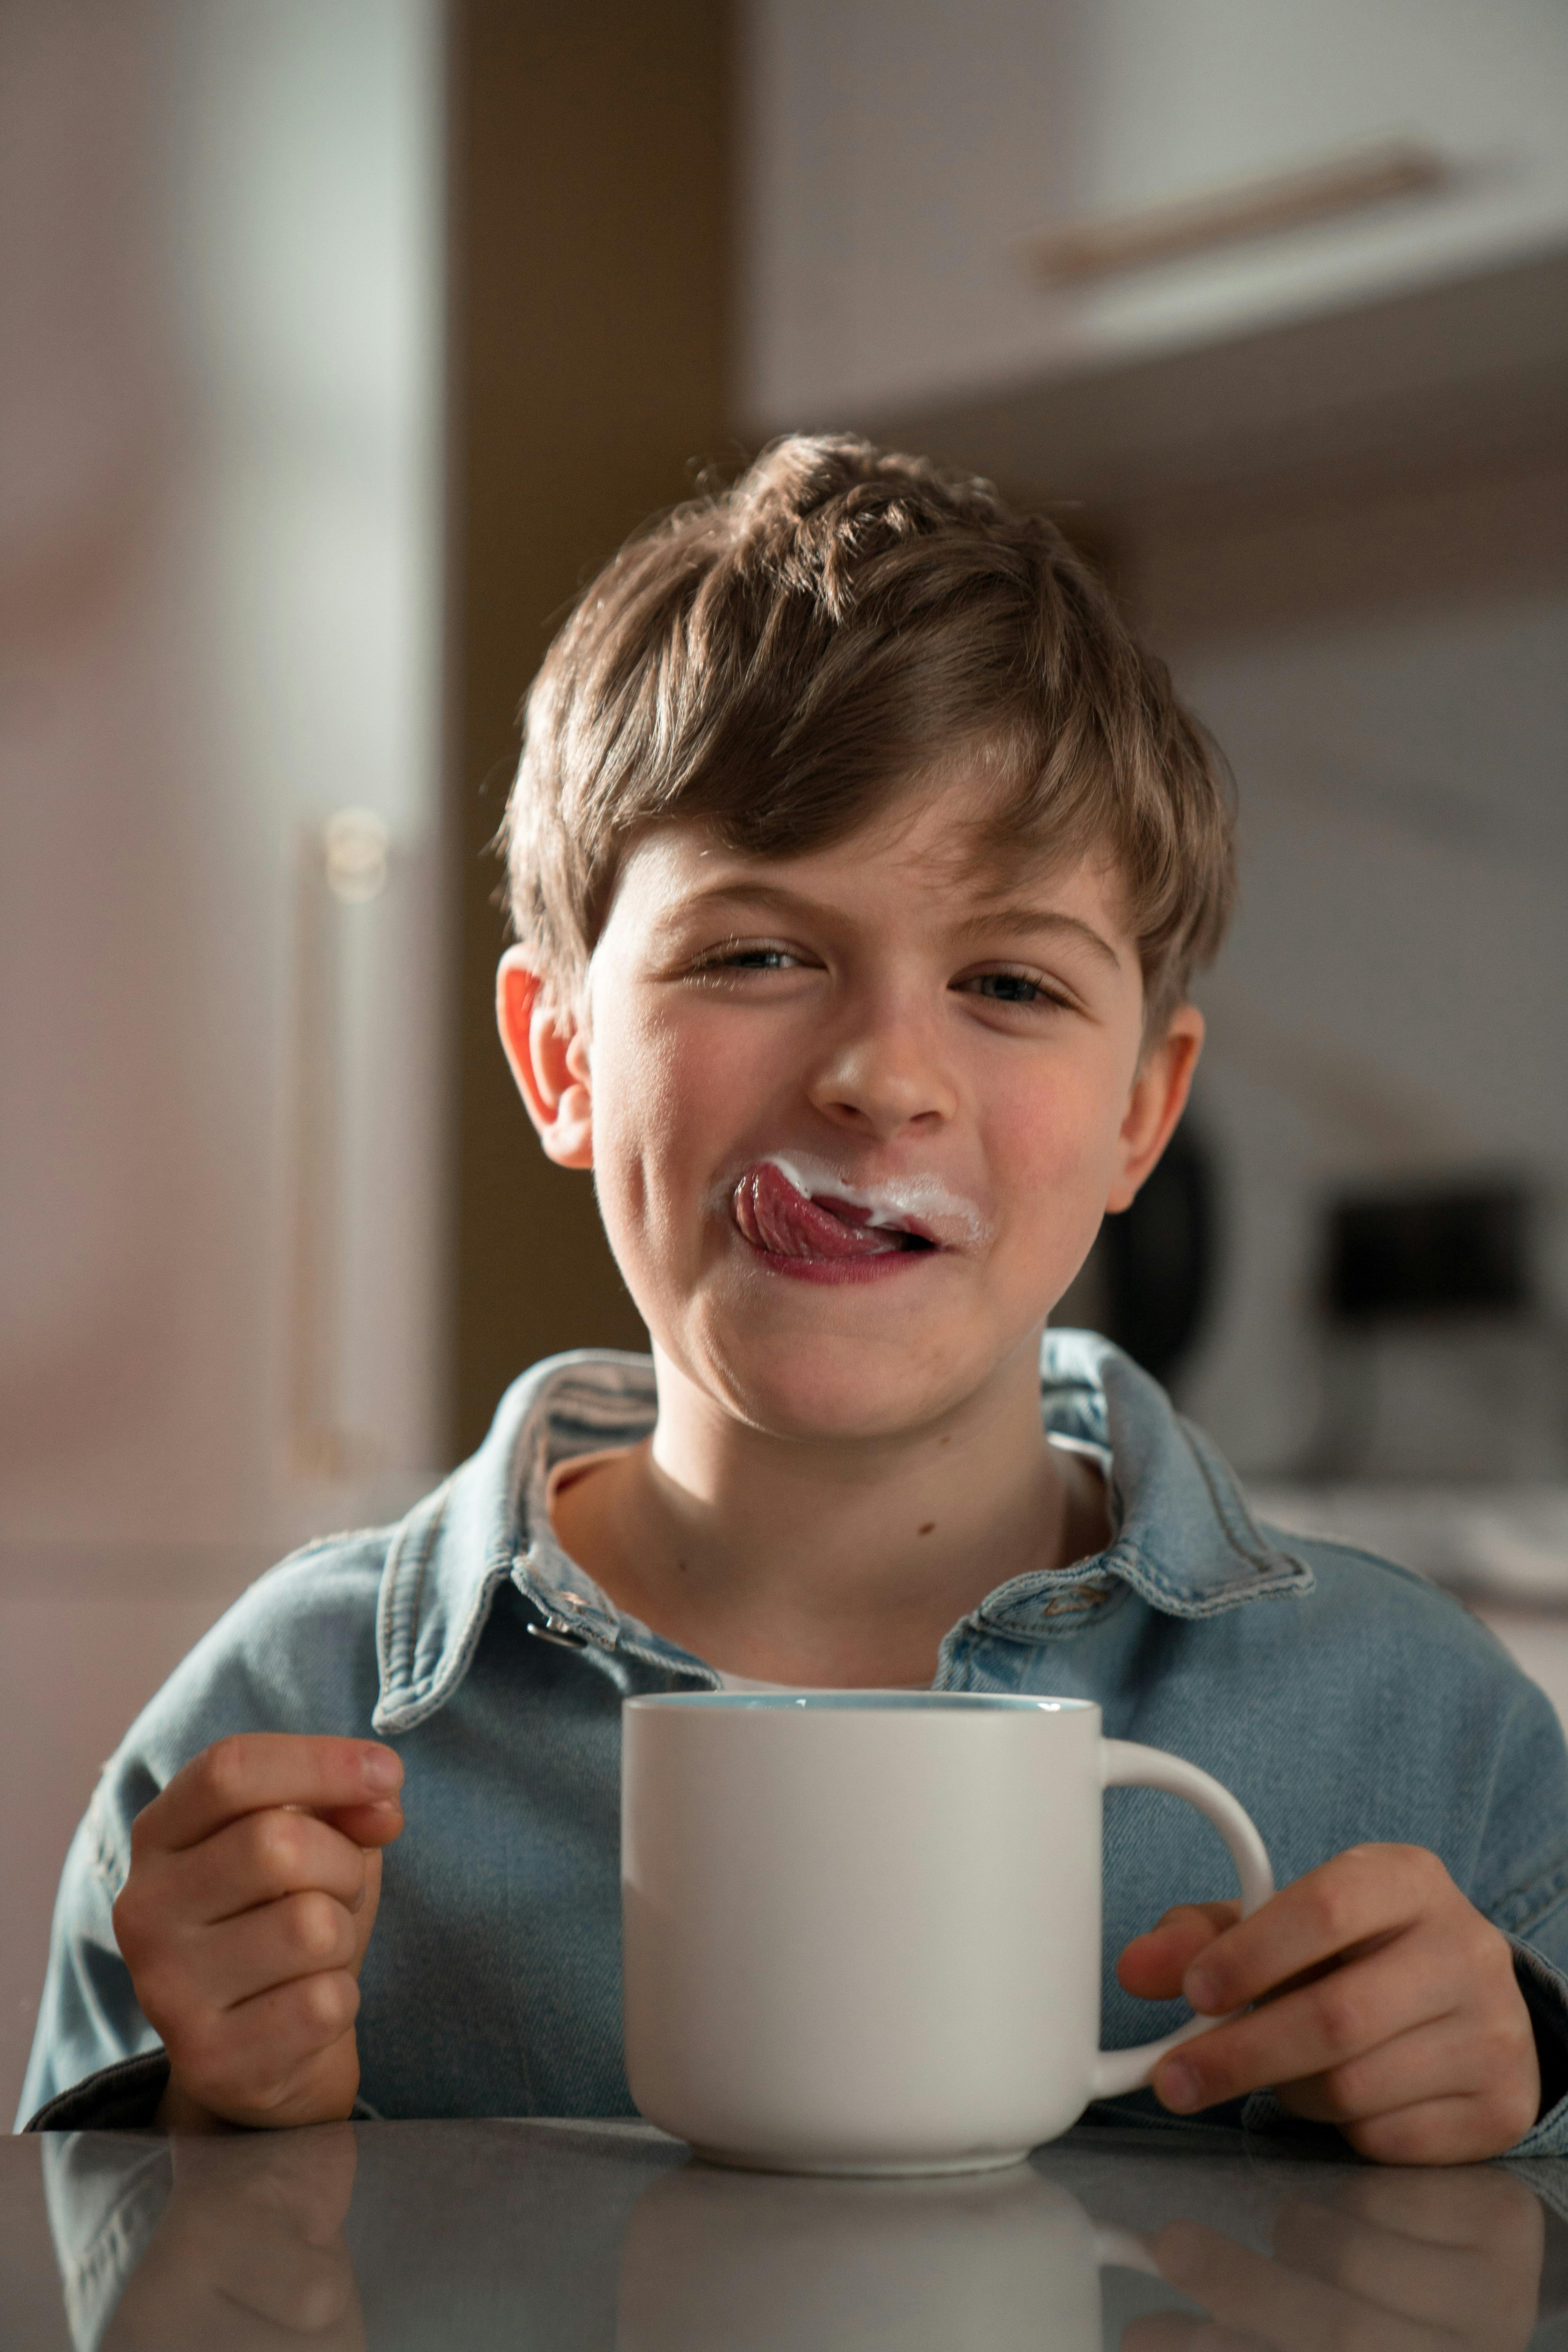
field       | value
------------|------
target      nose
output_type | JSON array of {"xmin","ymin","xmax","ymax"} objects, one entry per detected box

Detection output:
[{"xmin": 805, "ymin": 985, "xmax": 960, "ymax": 1143}]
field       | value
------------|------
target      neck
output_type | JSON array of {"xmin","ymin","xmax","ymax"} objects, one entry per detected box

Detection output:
[{"xmin": 547, "ymin": 1332, "xmax": 1107, "ymax": 1686}]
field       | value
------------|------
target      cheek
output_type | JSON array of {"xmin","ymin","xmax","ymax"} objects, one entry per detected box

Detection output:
[
  {"xmin": 586, "ymin": 1005, "xmax": 763, "ymax": 1249},
  {"xmin": 995, "ymin": 1058, "xmax": 1126, "ymax": 1187},
  {"xmin": 987, "ymin": 1057, "xmax": 1131, "ymax": 1256}
]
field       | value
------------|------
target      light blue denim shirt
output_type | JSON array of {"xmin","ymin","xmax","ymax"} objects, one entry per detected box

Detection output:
[{"xmin": 21, "ymin": 1333, "xmax": 1568, "ymax": 2151}]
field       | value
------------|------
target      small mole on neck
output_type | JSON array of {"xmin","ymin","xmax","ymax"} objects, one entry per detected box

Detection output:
[{"xmin": 917, "ymin": 1522, "xmax": 936, "ymax": 1537}]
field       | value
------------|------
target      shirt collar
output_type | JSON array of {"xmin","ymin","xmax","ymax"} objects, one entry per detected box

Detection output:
[{"xmin": 373, "ymin": 1335, "xmax": 1312, "ymax": 1731}]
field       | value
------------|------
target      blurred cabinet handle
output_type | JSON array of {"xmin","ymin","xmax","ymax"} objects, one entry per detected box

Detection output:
[{"xmin": 287, "ymin": 810, "xmax": 389, "ymax": 1482}]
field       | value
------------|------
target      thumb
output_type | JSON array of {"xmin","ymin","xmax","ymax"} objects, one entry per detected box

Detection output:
[{"xmin": 1117, "ymin": 1901, "xmax": 1240, "ymax": 2001}]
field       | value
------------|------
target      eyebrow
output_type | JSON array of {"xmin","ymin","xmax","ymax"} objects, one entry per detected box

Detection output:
[
  {"xmin": 951, "ymin": 904, "xmax": 1123, "ymax": 971},
  {"xmin": 670, "ymin": 880, "xmax": 1123, "ymax": 971}
]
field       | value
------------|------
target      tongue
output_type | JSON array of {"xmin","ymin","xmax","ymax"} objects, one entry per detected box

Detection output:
[{"xmin": 733, "ymin": 1162, "xmax": 904, "ymax": 1259}]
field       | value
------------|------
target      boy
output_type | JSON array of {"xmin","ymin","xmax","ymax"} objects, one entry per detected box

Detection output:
[{"xmin": 21, "ymin": 438, "xmax": 1568, "ymax": 2160}]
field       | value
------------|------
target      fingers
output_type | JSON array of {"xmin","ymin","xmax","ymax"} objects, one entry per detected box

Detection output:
[
  {"xmin": 163, "ymin": 1968, "xmax": 364, "ymax": 2128},
  {"xmin": 114, "ymin": 1734, "xmax": 402, "ymax": 2132},
  {"xmin": 174, "ymin": 1807, "xmax": 376, "ymax": 1926},
  {"xmin": 1117, "ymin": 1903, "xmax": 1242, "ymax": 2002},
  {"xmin": 1344, "ymin": 2092, "xmax": 1541, "ymax": 2171},
  {"xmin": 1155, "ymin": 1927, "xmax": 1461, "ymax": 2113},
  {"xmin": 136, "ymin": 1735, "xmax": 402, "ymax": 1857},
  {"xmin": 181, "ymin": 1892, "xmax": 362, "ymax": 2010},
  {"xmin": 130, "ymin": 1846, "xmax": 384, "ymax": 2056},
  {"xmin": 1175, "ymin": 1846, "xmax": 1451, "ymax": 2018},
  {"xmin": 1272, "ymin": 2007, "xmax": 1537, "ymax": 2138},
  {"xmin": 318, "ymin": 1798, "xmax": 405, "ymax": 1850},
  {"xmin": 1147, "ymin": 1858, "xmax": 1539, "ymax": 2164}
]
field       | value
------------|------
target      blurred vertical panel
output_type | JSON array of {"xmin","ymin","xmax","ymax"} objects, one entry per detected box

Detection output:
[
  {"xmin": 448, "ymin": 0, "xmax": 731, "ymax": 1454},
  {"xmin": 0, "ymin": 0, "xmax": 448, "ymax": 1552},
  {"xmin": 0, "ymin": 0, "xmax": 447, "ymax": 2122}
]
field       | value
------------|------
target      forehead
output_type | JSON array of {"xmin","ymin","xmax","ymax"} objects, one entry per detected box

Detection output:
[{"xmin": 615, "ymin": 774, "xmax": 1132, "ymax": 937}]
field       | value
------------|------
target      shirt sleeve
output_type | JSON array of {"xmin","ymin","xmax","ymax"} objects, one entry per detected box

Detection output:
[
  {"xmin": 1463, "ymin": 1668, "xmax": 1568, "ymax": 2156},
  {"xmin": 16, "ymin": 1774, "xmax": 160, "ymax": 2132}
]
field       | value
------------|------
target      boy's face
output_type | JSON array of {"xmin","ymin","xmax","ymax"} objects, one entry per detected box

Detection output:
[{"xmin": 499, "ymin": 775, "xmax": 1202, "ymax": 1444}]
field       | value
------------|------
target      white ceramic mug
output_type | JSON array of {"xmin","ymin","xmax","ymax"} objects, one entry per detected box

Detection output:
[{"xmin": 622, "ymin": 1691, "xmax": 1273, "ymax": 2175}]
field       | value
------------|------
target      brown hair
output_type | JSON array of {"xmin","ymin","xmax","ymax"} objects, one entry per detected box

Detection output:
[{"xmin": 501, "ymin": 434, "xmax": 1234, "ymax": 1034}]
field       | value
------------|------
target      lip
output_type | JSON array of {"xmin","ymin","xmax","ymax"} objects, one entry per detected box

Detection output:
[
  {"xmin": 806, "ymin": 1194, "xmax": 942, "ymax": 1250},
  {"xmin": 724, "ymin": 1153, "xmax": 982, "ymax": 1285},
  {"xmin": 725, "ymin": 1151, "xmax": 989, "ymax": 1255},
  {"xmin": 740, "ymin": 1244, "xmax": 942, "ymax": 1285}
]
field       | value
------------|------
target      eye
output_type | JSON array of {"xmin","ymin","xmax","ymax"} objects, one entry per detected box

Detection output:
[
  {"xmin": 720, "ymin": 946, "xmax": 797, "ymax": 970},
  {"xmin": 686, "ymin": 938, "xmax": 809, "ymax": 979},
  {"xmin": 954, "ymin": 968, "xmax": 1071, "ymax": 1010}
]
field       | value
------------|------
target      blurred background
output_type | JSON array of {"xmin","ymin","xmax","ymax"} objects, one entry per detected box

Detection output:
[{"xmin": 3, "ymin": 0, "xmax": 1566, "ymax": 2121}]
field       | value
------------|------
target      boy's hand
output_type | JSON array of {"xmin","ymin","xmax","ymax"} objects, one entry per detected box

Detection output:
[
  {"xmin": 1116, "ymin": 1844, "xmax": 1541, "ymax": 2164},
  {"xmin": 112, "ymin": 1734, "xmax": 404, "ymax": 2131}
]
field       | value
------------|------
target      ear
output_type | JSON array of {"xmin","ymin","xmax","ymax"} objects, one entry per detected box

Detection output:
[
  {"xmin": 1104, "ymin": 1005, "xmax": 1204, "ymax": 1215},
  {"xmin": 495, "ymin": 946, "xmax": 594, "ymax": 1170}
]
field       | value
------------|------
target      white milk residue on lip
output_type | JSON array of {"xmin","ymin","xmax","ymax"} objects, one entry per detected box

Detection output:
[{"xmin": 761, "ymin": 1153, "xmax": 990, "ymax": 1250}]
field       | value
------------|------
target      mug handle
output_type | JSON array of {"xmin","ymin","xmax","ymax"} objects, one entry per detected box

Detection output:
[{"xmin": 1091, "ymin": 1739, "xmax": 1274, "ymax": 2102}]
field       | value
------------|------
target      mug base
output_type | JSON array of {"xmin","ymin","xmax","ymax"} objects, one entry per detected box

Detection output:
[{"xmin": 688, "ymin": 2143, "xmax": 1035, "ymax": 2178}]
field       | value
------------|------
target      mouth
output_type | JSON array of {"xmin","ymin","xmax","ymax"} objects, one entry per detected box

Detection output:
[{"xmin": 731, "ymin": 1158, "xmax": 944, "ymax": 1278}]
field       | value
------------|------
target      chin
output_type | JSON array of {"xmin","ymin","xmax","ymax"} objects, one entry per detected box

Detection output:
[{"xmin": 704, "ymin": 1330, "xmax": 992, "ymax": 1447}]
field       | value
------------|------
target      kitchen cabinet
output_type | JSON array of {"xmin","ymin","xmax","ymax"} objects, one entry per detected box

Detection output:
[{"xmin": 740, "ymin": 0, "xmax": 1568, "ymax": 458}]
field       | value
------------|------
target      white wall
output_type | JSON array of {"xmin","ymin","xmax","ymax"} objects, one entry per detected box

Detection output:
[
  {"xmin": 740, "ymin": 0, "xmax": 1568, "ymax": 427},
  {"xmin": 0, "ymin": 0, "xmax": 446, "ymax": 2124}
]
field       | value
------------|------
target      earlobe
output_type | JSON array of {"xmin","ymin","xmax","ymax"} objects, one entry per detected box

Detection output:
[
  {"xmin": 1104, "ymin": 1008, "xmax": 1204, "ymax": 1215},
  {"xmin": 495, "ymin": 947, "xmax": 594, "ymax": 1170}
]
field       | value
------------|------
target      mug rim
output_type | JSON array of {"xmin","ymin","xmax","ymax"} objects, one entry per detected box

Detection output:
[{"xmin": 622, "ymin": 1691, "xmax": 1096, "ymax": 1714}]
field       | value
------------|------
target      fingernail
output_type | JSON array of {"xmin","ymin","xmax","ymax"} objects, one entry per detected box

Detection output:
[
  {"xmin": 1184, "ymin": 1965, "xmax": 1219, "ymax": 2011},
  {"xmin": 1159, "ymin": 2061, "xmax": 1200, "ymax": 2113},
  {"xmin": 361, "ymin": 1746, "xmax": 401, "ymax": 1791}
]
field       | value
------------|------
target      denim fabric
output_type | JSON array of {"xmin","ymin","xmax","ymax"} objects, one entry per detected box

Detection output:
[{"xmin": 20, "ymin": 1332, "xmax": 1568, "ymax": 2151}]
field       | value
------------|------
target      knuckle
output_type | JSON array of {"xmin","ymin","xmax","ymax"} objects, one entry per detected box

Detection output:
[
  {"xmin": 1310, "ymin": 1976, "xmax": 1367, "ymax": 2056},
  {"xmin": 1480, "ymin": 2076, "xmax": 1539, "ymax": 2152},
  {"xmin": 288, "ymin": 1891, "xmax": 348, "ymax": 1965},
  {"xmin": 250, "ymin": 1811, "xmax": 306, "ymax": 1887},
  {"xmin": 1472, "ymin": 1916, "xmax": 1517, "ymax": 1982},
  {"xmin": 297, "ymin": 1968, "xmax": 359, "ymax": 2038},
  {"xmin": 200, "ymin": 1735, "xmax": 253, "ymax": 1815},
  {"xmin": 1305, "ymin": 1876, "xmax": 1357, "ymax": 1948}
]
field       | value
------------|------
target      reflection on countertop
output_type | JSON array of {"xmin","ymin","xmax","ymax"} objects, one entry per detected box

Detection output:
[{"xmin": 3, "ymin": 2116, "xmax": 1565, "ymax": 2352}]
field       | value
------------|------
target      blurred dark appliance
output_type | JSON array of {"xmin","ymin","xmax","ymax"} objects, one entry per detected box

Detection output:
[
  {"xmin": 1308, "ymin": 1177, "xmax": 1544, "ymax": 1480},
  {"xmin": 1325, "ymin": 1183, "xmax": 1532, "ymax": 1323}
]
